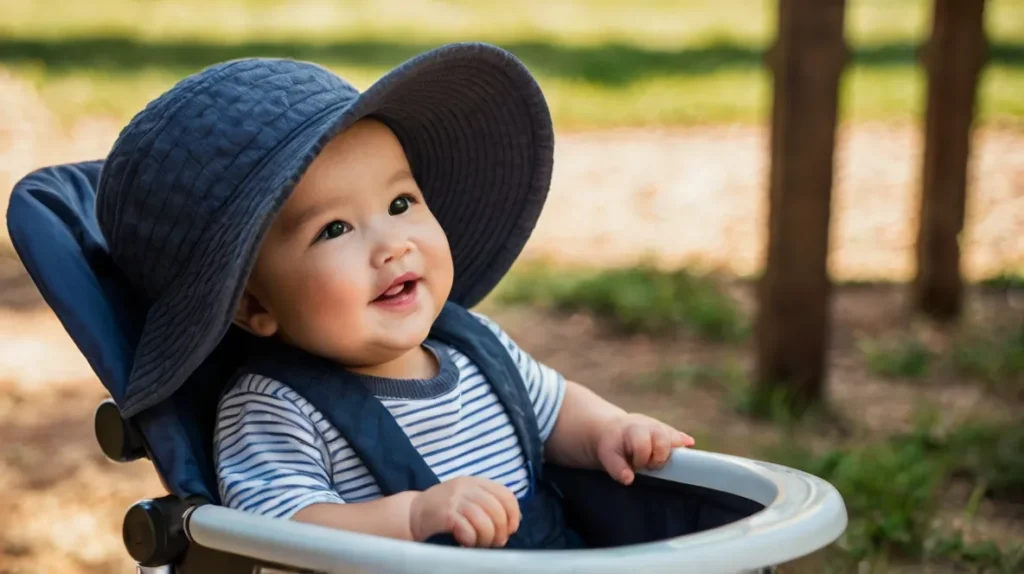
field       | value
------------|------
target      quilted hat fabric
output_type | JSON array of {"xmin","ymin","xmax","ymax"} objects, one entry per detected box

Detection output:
[{"xmin": 96, "ymin": 42, "xmax": 554, "ymax": 418}]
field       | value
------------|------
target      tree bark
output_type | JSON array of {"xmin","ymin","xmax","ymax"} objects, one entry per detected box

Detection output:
[
  {"xmin": 755, "ymin": 0, "xmax": 848, "ymax": 413},
  {"xmin": 913, "ymin": 0, "xmax": 988, "ymax": 320}
]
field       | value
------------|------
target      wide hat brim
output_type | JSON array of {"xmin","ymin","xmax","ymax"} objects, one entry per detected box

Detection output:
[{"xmin": 114, "ymin": 43, "xmax": 553, "ymax": 417}]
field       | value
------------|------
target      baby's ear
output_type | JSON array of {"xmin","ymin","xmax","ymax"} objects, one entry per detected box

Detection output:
[{"xmin": 233, "ymin": 290, "xmax": 278, "ymax": 338}]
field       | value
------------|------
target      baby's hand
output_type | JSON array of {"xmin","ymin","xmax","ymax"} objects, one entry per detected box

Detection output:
[
  {"xmin": 409, "ymin": 476, "xmax": 521, "ymax": 547},
  {"xmin": 596, "ymin": 414, "xmax": 695, "ymax": 485}
]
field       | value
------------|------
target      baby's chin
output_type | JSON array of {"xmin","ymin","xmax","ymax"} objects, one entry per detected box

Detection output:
[
  {"xmin": 335, "ymin": 332, "xmax": 436, "ymax": 377},
  {"xmin": 330, "ymin": 313, "xmax": 430, "ymax": 356},
  {"xmin": 368, "ymin": 323, "xmax": 433, "ymax": 355}
]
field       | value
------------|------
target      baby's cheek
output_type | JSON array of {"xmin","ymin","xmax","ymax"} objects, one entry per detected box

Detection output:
[
  {"xmin": 295, "ymin": 268, "xmax": 366, "ymax": 320},
  {"xmin": 418, "ymin": 226, "xmax": 454, "ymax": 294},
  {"xmin": 287, "ymin": 278, "xmax": 365, "ymax": 355}
]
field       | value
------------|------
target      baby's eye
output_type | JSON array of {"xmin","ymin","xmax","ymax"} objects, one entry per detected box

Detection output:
[
  {"xmin": 315, "ymin": 220, "xmax": 351, "ymax": 243},
  {"xmin": 389, "ymin": 195, "xmax": 415, "ymax": 216}
]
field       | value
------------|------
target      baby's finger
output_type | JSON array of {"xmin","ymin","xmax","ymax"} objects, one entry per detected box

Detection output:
[
  {"xmin": 468, "ymin": 489, "xmax": 509, "ymax": 546},
  {"xmin": 628, "ymin": 424, "xmax": 653, "ymax": 470},
  {"xmin": 452, "ymin": 513, "xmax": 477, "ymax": 548},
  {"xmin": 597, "ymin": 438, "xmax": 634, "ymax": 485},
  {"xmin": 461, "ymin": 503, "xmax": 496, "ymax": 547},
  {"xmin": 650, "ymin": 429, "xmax": 672, "ymax": 469},
  {"xmin": 482, "ymin": 481, "xmax": 521, "ymax": 537},
  {"xmin": 671, "ymin": 429, "xmax": 696, "ymax": 448}
]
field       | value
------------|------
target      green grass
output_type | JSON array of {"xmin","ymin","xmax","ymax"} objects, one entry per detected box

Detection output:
[
  {"xmin": 2, "ymin": 0, "xmax": 1023, "ymax": 129},
  {"xmin": 927, "ymin": 531, "xmax": 1024, "ymax": 573},
  {"xmin": 762, "ymin": 416, "xmax": 1024, "ymax": 569},
  {"xmin": 943, "ymin": 420, "xmax": 1024, "ymax": 503},
  {"xmin": 953, "ymin": 324, "xmax": 1024, "ymax": 400},
  {"xmin": 980, "ymin": 270, "xmax": 1024, "ymax": 290},
  {"xmin": 858, "ymin": 335, "xmax": 934, "ymax": 379},
  {"xmin": 854, "ymin": 316, "xmax": 1022, "ymax": 396},
  {"xmin": 494, "ymin": 262, "xmax": 749, "ymax": 341}
]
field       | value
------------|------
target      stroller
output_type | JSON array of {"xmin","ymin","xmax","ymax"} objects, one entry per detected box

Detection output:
[{"xmin": 7, "ymin": 161, "xmax": 848, "ymax": 573}]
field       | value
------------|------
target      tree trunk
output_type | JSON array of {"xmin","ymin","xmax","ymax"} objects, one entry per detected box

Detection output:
[
  {"xmin": 913, "ymin": 0, "xmax": 988, "ymax": 321},
  {"xmin": 755, "ymin": 0, "xmax": 848, "ymax": 414}
]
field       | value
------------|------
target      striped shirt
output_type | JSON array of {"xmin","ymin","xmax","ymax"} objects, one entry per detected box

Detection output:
[{"xmin": 213, "ymin": 312, "xmax": 566, "ymax": 519}]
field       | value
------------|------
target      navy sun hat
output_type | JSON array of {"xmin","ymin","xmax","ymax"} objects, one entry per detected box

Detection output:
[{"xmin": 96, "ymin": 42, "xmax": 554, "ymax": 418}]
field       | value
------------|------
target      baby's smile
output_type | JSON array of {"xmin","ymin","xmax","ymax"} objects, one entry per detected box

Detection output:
[{"xmin": 371, "ymin": 272, "xmax": 423, "ymax": 312}]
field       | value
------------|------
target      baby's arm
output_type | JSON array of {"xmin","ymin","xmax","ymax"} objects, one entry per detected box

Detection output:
[
  {"xmin": 471, "ymin": 312, "xmax": 694, "ymax": 485},
  {"xmin": 541, "ymin": 380, "xmax": 628, "ymax": 469},
  {"xmin": 545, "ymin": 381, "xmax": 694, "ymax": 484},
  {"xmin": 291, "ymin": 493, "xmax": 419, "ymax": 540},
  {"xmin": 215, "ymin": 383, "xmax": 518, "ymax": 546}
]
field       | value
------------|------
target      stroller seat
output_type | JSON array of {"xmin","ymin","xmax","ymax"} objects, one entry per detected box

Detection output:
[{"xmin": 6, "ymin": 161, "xmax": 847, "ymax": 574}]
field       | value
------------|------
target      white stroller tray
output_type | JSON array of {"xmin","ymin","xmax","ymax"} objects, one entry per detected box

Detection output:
[{"xmin": 184, "ymin": 447, "xmax": 848, "ymax": 574}]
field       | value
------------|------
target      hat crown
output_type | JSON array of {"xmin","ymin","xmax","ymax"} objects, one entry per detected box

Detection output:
[{"xmin": 96, "ymin": 58, "xmax": 358, "ymax": 300}]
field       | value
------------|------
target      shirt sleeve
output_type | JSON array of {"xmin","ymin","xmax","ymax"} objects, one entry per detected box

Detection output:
[
  {"xmin": 214, "ymin": 375, "xmax": 345, "ymax": 519},
  {"xmin": 470, "ymin": 311, "xmax": 567, "ymax": 442}
]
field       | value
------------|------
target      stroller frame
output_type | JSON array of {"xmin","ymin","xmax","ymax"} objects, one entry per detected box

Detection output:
[{"xmin": 10, "ymin": 161, "xmax": 848, "ymax": 574}]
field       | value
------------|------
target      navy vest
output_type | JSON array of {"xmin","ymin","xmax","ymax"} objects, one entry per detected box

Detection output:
[{"xmin": 239, "ymin": 302, "xmax": 584, "ymax": 549}]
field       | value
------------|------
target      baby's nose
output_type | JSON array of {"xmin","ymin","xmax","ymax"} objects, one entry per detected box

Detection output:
[{"xmin": 371, "ymin": 236, "xmax": 412, "ymax": 268}]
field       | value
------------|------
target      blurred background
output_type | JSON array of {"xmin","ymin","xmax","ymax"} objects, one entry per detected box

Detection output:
[{"xmin": 0, "ymin": 1, "xmax": 1021, "ymax": 572}]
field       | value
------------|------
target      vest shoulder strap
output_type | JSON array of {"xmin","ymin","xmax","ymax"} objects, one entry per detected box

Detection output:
[
  {"xmin": 429, "ymin": 302, "xmax": 545, "ymax": 481},
  {"xmin": 241, "ymin": 338, "xmax": 441, "ymax": 496}
]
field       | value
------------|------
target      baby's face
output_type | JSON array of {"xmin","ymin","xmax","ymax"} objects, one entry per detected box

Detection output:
[{"xmin": 235, "ymin": 118, "xmax": 454, "ymax": 369}]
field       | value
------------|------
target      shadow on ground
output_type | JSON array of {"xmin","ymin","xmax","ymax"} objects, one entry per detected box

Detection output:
[{"xmin": 1, "ymin": 37, "xmax": 1022, "ymax": 86}]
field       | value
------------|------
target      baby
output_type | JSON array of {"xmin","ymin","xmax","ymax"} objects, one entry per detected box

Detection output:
[{"xmin": 95, "ymin": 43, "xmax": 693, "ymax": 550}]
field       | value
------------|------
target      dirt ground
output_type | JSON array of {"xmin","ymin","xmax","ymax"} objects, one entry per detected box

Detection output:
[
  {"xmin": 0, "ymin": 70, "xmax": 1022, "ymax": 572},
  {"xmin": 0, "ymin": 276, "xmax": 1021, "ymax": 573}
]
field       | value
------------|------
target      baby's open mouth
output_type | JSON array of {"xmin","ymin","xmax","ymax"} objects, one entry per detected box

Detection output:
[
  {"xmin": 374, "ymin": 280, "xmax": 416, "ymax": 301},
  {"xmin": 372, "ymin": 272, "xmax": 422, "ymax": 307}
]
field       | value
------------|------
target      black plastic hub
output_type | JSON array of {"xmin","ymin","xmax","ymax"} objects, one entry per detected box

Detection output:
[
  {"xmin": 123, "ymin": 496, "xmax": 194, "ymax": 567},
  {"xmin": 94, "ymin": 399, "xmax": 148, "ymax": 462}
]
